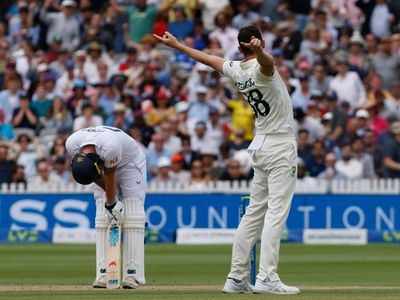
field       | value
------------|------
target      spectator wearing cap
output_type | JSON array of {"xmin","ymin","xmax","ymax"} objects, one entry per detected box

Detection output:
[
  {"xmin": 351, "ymin": 108, "xmax": 370, "ymax": 138},
  {"xmin": 169, "ymin": 153, "xmax": 191, "ymax": 184},
  {"xmin": 167, "ymin": 5, "xmax": 194, "ymax": 41},
  {"xmin": 28, "ymin": 159, "xmax": 63, "ymax": 188},
  {"xmin": 329, "ymin": 58, "xmax": 366, "ymax": 110},
  {"xmin": 371, "ymin": 36, "xmax": 399, "ymax": 90},
  {"xmin": 145, "ymin": 87, "xmax": 174, "ymax": 126},
  {"xmin": 51, "ymin": 156, "xmax": 72, "ymax": 185},
  {"xmin": 0, "ymin": 75, "xmax": 22, "ymax": 123},
  {"xmin": 187, "ymin": 63, "xmax": 212, "ymax": 100},
  {"xmin": 83, "ymin": 42, "xmax": 113, "ymax": 85},
  {"xmin": 209, "ymin": 12, "xmax": 239, "ymax": 59},
  {"xmin": 73, "ymin": 102, "xmax": 103, "ymax": 132},
  {"xmin": 317, "ymin": 152, "xmax": 347, "ymax": 180},
  {"xmin": 232, "ymin": 0, "xmax": 260, "ymax": 30},
  {"xmin": 0, "ymin": 109, "xmax": 14, "ymax": 141},
  {"xmin": 309, "ymin": 62, "xmax": 332, "ymax": 95},
  {"xmin": 335, "ymin": 143, "xmax": 363, "ymax": 180},
  {"xmin": 175, "ymin": 101, "xmax": 190, "ymax": 137},
  {"xmin": 223, "ymin": 94, "xmax": 254, "ymax": 142},
  {"xmin": 188, "ymin": 85, "xmax": 211, "ymax": 125},
  {"xmin": 44, "ymin": 96, "xmax": 73, "ymax": 133},
  {"xmin": 152, "ymin": 157, "xmax": 177, "ymax": 185},
  {"xmin": 347, "ymin": 33, "xmax": 370, "ymax": 73},
  {"xmin": 40, "ymin": 0, "xmax": 80, "ymax": 51},
  {"xmin": 11, "ymin": 92, "xmax": 38, "ymax": 130},
  {"xmin": 105, "ymin": 102, "xmax": 132, "ymax": 132},
  {"xmin": 0, "ymin": 144, "xmax": 16, "ymax": 185},
  {"xmin": 291, "ymin": 75, "xmax": 311, "ymax": 112},
  {"xmin": 199, "ymin": 145, "xmax": 224, "ymax": 180},
  {"xmin": 323, "ymin": 91, "xmax": 347, "ymax": 147},
  {"xmin": 98, "ymin": 80, "xmax": 118, "ymax": 117},
  {"xmin": 145, "ymin": 133, "xmax": 172, "ymax": 179}
]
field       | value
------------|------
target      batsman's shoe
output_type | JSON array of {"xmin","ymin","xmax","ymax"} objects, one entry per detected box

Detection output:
[
  {"xmin": 222, "ymin": 278, "xmax": 253, "ymax": 294},
  {"xmin": 92, "ymin": 275, "xmax": 107, "ymax": 288},
  {"xmin": 253, "ymin": 278, "xmax": 300, "ymax": 295},
  {"xmin": 122, "ymin": 277, "xmax": 139, "ymax": 289}
]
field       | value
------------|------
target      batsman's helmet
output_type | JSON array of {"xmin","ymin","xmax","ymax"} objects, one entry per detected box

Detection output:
[{"xmin": 71, "ymin": 153, "xmax": 103, "ymax": 185}]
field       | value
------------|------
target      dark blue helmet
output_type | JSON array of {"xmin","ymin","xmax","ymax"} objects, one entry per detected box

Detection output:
[{"xmin": 71, "ymin": 153, "xmax": 103, "ymax": 185}]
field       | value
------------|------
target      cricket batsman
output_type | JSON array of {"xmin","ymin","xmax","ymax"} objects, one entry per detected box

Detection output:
[
  {"xmin": 155, "ymin": 26, "xmax": 299, "ymax": 294},
  {"xmin": 66, "ymin": 125, "xmax": 146, "ymax": 289}
]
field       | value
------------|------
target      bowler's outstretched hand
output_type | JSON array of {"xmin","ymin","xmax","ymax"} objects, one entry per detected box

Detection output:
[
  {"xmin": 240, "ymin": 36, "xmax": 263, "ymax": 53},
  {"xmin": 153, "ymin": 32, "xmax": 179, "ymax": 48}
]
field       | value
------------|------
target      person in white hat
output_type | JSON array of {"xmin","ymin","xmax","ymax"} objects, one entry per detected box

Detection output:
[{"xmin": 40, "ymin": 0, "xmax": 80, "ymax": 51}]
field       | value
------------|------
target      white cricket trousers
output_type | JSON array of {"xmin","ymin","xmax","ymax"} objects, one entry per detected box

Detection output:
[{"xmin": 228, "ymin": 134, "xmax": 297, "ymax": 282}]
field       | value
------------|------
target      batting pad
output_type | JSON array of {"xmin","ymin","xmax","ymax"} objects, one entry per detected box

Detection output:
[
  {"xmin": 95, "ymin": 198, "xmax": 107, "ymax": 279},
  {"xmin": 123, "ymin": 197, "xmax": 146, "ymax": 284}
]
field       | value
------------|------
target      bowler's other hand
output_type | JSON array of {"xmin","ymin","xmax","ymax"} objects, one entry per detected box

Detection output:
[
  {"xmin": 240, "ymin": 36, "xmax": 263, "ymax": 53},
  {"xmin": 105, "ymin": 200, "xmax": 124, "ymax": 225},
  {"xmin": 153, "ymin": 31, "xmax": 179, "ymax": 48}
]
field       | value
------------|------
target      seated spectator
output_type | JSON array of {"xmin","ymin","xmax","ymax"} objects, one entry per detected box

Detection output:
[
  {"xmin": 179, "ymin": 135, "xmax": 200, "ymax": 170},
  {"xmin": 14, "ymin": 133, "xmax": 45, "ymax": 179},
  {"xmin": 49, "ymin": 136, "xmax": 68, "ymax": 162},
  {"xmin": 98, "ymin": 80, "xmax": 118, "ymax": 118},
  {"xmin": 318, "ymin": 152, "xmax": 347, "ymax": 180},
  {"xmin": 199, "ymin": 145, "xmax": 224, "ymax": 180},
  {"xmin": 293, "ymin": 107, "xmax": 324, "ymax": 145},
  {"xmin": 309, "ymin": 62, "xmax": 332, "ymax": 95},
  {"xmin": 44, "ymin": 96, "xmax": 73, "ymax": 133},
  {"xmin": 145, "ymin": 133, "xmax": 172, "ymax": 179},
  {"xmin": 291, "ymin": 75, "xmax": 312, "ymax": 112},
  {"xmin": 0, "ymin": 109, "xmax": 14, "ymax": 140},
  {"xmin": 188, "ymin": 85, "xmax": 210, "ymax": 125},
  {"xmin": 145, "ymin": 87, "xmax": 174, "ymax": 127},
  {"xmin": 232, "ymin": 0, "xmax": 260, "ymax": 29},
  {"xmin": 297, "ymin": 129, "xmax": 313, "ymax": 162},
  {"xmin": 105, "ymin": 103, "xmax": 131, "ymax": 133},
  {"xmin": 151, "ymin": 157, "xmax": 176, "ymax": 185},
  {"xmin": 363, "ymin": 129, "xmax": 384, "ymax": 177},
  {"xmin": 364, "ymin": 95, "xmax": 389, "ymax": 138},
  {"xmin": 31, "ymin": 85, "xmax": 53, "ymax": 125},
  {"xmin": 207, "ymin": 106, "xmax": 227, "ymax": 149},
  {"xmin": 12, "ymin": 164, "xmax": 27, "ymax": 187},
  {"xmin": 383, "ymin": 122, "xmax": 400, "ymax": 178},
  {"xmin": 157, "ymin": 121, "xmax": 182, "ymax": 154},
  {"xmin": 51, "ymin": 156, "xmax": 72, "ymax": 186},
  {"xmin": 169, "ymin": 153, "xmax": 191, "ymax": 184},
  {"xmin": 305, "ymin": 140, "xmax": 326, "ymax": 177},
  {"xmin": 0, "ymin": 144, "xmax": 16, "ymax": 185},
  {"xmin": 229, "ymin": 127, "xmax": 250, "ymax": 152},
  {"xmin": 0, "ymin": 74, "xmax": 22, "ymax": 123},
  {"xmin": 209, "ymin": 11, "xmax": 239, "ymax": 59},
  {"xmin": 351, "ymin": 137, "xmax": 375, "ymax": 179},
  {"xmin": 73, "ymin": 102, "xmax": 103, "ymax": 132},
  {"xmin": 28, "ymin": 159, "xmax": 62, "ymax": 188},
  {"xmin": 336, "ymin": 143, "xmax": 363, "ymax": 179},
  {"xmin": 191, "ymin": 121, "xmax": 215, "ymax": 152},
  {"xmin": 297, "ymin": 157, "xmax": 317, "ymax": 189},
  {"xmin": 219, "ymin": 158, "xmax": 247, "ymax": 182},
  {"xmin": 323, "ymin": 91, "xmax": 347, "ymax": 148},
  {"xmin": 188, "ymin": 159, "xmax": 209, "ymax": 190},
  {"xmin": 11, "ymin": 92, "xmax": 38, "ymax": 130}
]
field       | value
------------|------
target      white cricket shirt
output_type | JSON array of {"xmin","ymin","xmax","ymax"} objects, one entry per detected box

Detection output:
[
  {"xmin": 223, "ymin": 59, "xmax": 295, "ymax": 136},
  {"xmin": 66, "ymin": 126, "xmax": 145, "ymax": 169}
]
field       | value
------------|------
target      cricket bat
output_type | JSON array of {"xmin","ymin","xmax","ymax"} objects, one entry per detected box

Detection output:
[{"xmin": 106, "ymin": 221, "xmax": 121, "ymax": 289}]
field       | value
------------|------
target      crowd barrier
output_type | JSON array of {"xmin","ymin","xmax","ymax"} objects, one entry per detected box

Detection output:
[{"xmin": 0, "ymin": 179, "xmax": 399, "ymax": 244}]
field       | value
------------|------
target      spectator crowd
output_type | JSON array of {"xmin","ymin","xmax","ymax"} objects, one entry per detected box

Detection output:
[{"xmin": 0, "ymin": 0, "xmax": 400, "ymax": 191}]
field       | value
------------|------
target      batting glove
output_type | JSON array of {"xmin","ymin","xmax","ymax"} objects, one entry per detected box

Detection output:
[{"xmin": 105, "ymin": 200, "xmax": 124, "ymax": 225}]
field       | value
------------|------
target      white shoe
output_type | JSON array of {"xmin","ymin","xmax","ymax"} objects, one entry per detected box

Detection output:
[
  {"xmin": 92, "ymin": 275, "xmax": 107, "ymax": 288},
  {"xmin": 222, "ymin": 278, "xmax": 253, "ymax": 294},
  {"xmin": 122, "ymin": 276, "xmax": 139, "ymax": 289},
  {"xmin": 253, "ymin": 278, "xmax": 300, "ymax": 295}
]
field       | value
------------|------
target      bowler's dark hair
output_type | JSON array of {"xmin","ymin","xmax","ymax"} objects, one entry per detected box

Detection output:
[{"xmin": 238, "ymin": 26, "xmax": 263, "ymax": 56}]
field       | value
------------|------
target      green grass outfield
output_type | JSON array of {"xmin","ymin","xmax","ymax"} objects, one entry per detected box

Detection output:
[{"xmin": 0, "ymin": 243, "xmax": 399, "ymax": 299}]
